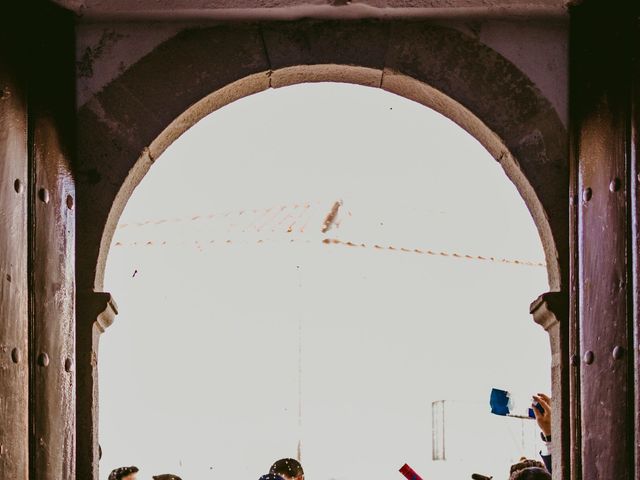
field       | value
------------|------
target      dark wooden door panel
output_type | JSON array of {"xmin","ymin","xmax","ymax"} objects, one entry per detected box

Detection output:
[
  {"xmin": 571, "ymin": 2, "xmax": 637, "ymax": 479},
  {"xmin": 632, "ymin": 12, "xmax": 640, "ymax": 480},
  {"xmin": 0, "ymin": 17, "xmax": 29, "ymax": 480},
  {"xmin": 28, "ymin": 4, "xmax": 76, "ymax": 479}
]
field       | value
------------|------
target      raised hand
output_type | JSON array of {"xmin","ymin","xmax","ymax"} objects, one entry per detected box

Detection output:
[{"xmin": 532, "ymin": 393, "xmax": 552, "ymax": 437}]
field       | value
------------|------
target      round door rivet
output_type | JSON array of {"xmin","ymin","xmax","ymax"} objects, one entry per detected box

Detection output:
[
  {"xmin": 37, "ymin": 353, "xmax": 49, "ymax": 367},
  {"xmin": 570, "ymin": 354, "xmax": 579, "ymax": 366},
  {"xmin": 14, "ymin": 179, "xmax": 23, "ymax": 194},
  {"xmin": 583, "ymin": 351, "xmax": 594, "ymax": 364},
  {"xmin": 11, "ymin": 348, "xmax": 20, "ymax": 364},
  {"xmin": 66, "ymin": 195, "xmax": 74, "ymax": 210},
  {"xmin": 583, "ymin": 187, "xmax": 592, "ymax": 202},
  {"xmin": 38, "ymin": 188, "xmax": 50, "ymax": 204},
  {"xmin": 64, "ymin": 358, "xmax": 74, "ymax": 372},
  {"xmin": 609, "ymin": 178, "xmax": 621, "ymax": 192},
  {"xmin": 613, "ymin": 346, "xmax": 624, "ymax": 360}
]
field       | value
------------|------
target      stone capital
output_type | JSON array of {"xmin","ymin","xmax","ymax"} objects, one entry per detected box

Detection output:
[{"xmin": 77, "ymin": 291, "xmax": 118, "ymax": 333}]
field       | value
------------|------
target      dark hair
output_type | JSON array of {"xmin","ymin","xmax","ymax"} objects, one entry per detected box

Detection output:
[
  {"xmin": 510, "ymin": 459, "xmax": 545, "ymax": 474},
  {"xmin": 509, "ymin": 467, "xmax": 551, "ymax": 480},
  {"xmin": 260, "ymin": 475, "xmax": 285, "ymax": 480},
  {"xmin": 270, "ymin": 458, "xmax": 304, "ymax": 477},
  {"xmin": 152, "ymin": 475, "xmax": 183, "ymax": 480},
  {"xmin": 108, "ymin": 466, "xmax": 139, "ymax": 480}
]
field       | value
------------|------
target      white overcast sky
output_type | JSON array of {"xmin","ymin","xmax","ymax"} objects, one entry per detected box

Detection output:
[{"xmin": 100, "ymin": 83, "xmax": 551, "ymax": 480}]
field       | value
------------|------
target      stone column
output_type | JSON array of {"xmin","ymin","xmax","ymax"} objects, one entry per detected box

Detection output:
[{"xmin": 76, "ymin": 292, "xmax": 118, "ymax": 480}]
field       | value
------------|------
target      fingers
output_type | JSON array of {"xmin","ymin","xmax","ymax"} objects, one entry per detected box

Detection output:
[
  {"xmin": 537, "ymin": 393, "xmax": 551, "ymax": 402},
  {"xmin": 531, "ymin": 404, "xmax": 542, "ymax": 419},
  {"xmin": 534, "ymin": 394, "xmax": 551, "ymax": 412}
]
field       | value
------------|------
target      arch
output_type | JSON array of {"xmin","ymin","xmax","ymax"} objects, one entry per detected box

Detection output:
[
  {"xmin": 76, "ymin": 21, "xmax": 567, "ymax": 294},
  {"xmin": 74, "ymin": 20, "xmax": 568, "ymax": 479}
]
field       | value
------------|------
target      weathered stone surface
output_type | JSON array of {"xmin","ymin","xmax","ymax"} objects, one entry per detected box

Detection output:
[
  {"xmin": 263, "ymin": 20, "xmax": 389, "ymax": 71},
  {"xmin": 263, "ymin": 20, "xmax": 389, "ymax": 87},
  {"xmin": 114, "ymin": 25, "xmax": 269, "ymax": 129}
]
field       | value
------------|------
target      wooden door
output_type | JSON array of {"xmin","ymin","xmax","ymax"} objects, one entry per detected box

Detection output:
[
  {"xmin": 0, "ymin": 12, "xmax": 29, "ymax": 480},
  {"xmin": 28, "ymin": 3, "xmax": 77, "ymax": 479},
  {"xmin": 570, "ymin": 1, "xmax": 638, "ymax": 478}
]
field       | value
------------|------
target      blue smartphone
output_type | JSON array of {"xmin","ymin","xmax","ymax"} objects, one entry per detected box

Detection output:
[{"xmin": 528, "ymin": 402, "xmax": 545, "ymax": 418}]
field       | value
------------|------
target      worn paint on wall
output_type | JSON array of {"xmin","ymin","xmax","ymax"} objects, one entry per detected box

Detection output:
[
  {"xmin": 75, "ymin": 19, "xmax": 568, "ymax": 126},
  {"xmin": 76, "ymin": 24, "xmax": 184, "ymax": 106}
]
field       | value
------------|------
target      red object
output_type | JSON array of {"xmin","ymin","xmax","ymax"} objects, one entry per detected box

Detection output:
[{"xmin": 399, "ymin": 463, "xmax": 424, "ymax": 480}]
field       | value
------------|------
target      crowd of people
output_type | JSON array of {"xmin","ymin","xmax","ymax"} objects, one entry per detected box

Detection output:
[
  {"xmin": 107, "ymin": 458, "xmax": 304, "ymax": 480},
  {"xmin": 107, "ymin": 394, "xmax": 553, "ymax": 480}
]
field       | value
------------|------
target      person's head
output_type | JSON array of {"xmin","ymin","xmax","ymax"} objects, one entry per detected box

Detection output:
[
  {"xmin": 509, "ymin": 467, "xmax": 551, "ymax": 480},
  {"xmin": 510, "ymin": 459, "xmax": 545, "ymax": 475},
  {"xmin": 260, "ymin": 475, "xmax": 285, "ymax": 480},
  {"xmin": 153, "ymin": 475, "xmax": 182, "ymax": 480},
  {"xmin": 108, "ymin": 466, "xmax": 139, "ymax": 480},
  {"xmin": 270, "ymin": 458, "xmax": 304, "ymax": 480}
]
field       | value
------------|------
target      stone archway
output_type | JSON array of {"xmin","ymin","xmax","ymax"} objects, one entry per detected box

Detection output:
[{"xmin": 75, "ymin": 20, "xmax": 567, "ymax": 479}]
